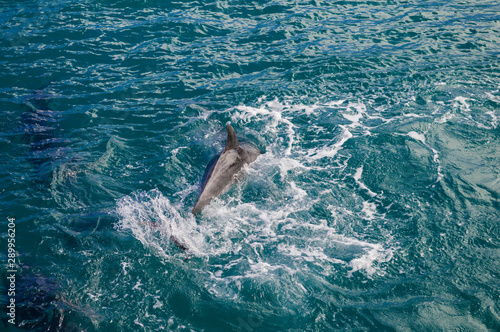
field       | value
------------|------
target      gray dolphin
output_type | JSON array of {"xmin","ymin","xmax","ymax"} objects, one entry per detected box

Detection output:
[{"xmin": 192, "ymin": 124, "xmax": 261, "ymax": 214}]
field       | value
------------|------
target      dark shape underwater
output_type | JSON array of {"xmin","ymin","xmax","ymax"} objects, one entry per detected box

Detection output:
[{"xmin": 20, "ymin": 91, "xmax": 68, "ymax": 182}]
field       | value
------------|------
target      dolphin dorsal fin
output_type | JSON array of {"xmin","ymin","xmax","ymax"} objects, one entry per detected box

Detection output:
[{"xmin": 224, "ymin": 124, "xmax": 239, "ymax": 152}]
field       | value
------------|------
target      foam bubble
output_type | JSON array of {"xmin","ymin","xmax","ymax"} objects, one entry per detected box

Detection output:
[
  {"xmin": 348, "ymin": 243, "xmax": 393, "ymax": 277},
  {"xmin": 232, "ymin": 101, "xmax": 297, "ymax": 155},
  {"xmin": 485, "ymin": 110, "xmax": 498, "ymax": 129},
  {"xmin": 306, "ymin": 126, "xmax": 353, "ymax": 160},
  {"xmin": 287, "ymin": 181, "xmax": 307, "ymax": 201},
  {"xmin": 431, "ymin": 147, "xmax": 444, "ymax": 182},
  {"xmin": 454, "ymin": 96, "xmax": 472, "ymax": 112},
  {"xmin": 115, "ymin": 189, "xmax": 206, "ymax": 258},
  {"xmin": 405, "ymin": 131, "xmax": 443, "ymax": 183},
  {"xmin": 407, "ymin": 131, "xmax": 426, "ymax": 144},
  {"xmin": 362, "ymin": 201, "xmax": 377, "ymax": 220},
  {"xmin": 435, "ymin": 111, "xmax": 454, "ymax": 124},
  {"xmin": 342, "ymin": 102, "xmax": 367, "ymax": 127},
  {"xmin": 115, "ymin": 181, "xmax": 393, "ymax": 278},
  {"xmin": 115, "ymin": 99, "xmax": 396, "ymax": 281},
  {"xmin": 354, "ymin": 166, "xmax": 377, "ymax": 198}
]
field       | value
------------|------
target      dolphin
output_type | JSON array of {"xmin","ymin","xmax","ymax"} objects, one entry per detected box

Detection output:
[
  {"xmin": 21, "ymin": 91, "xmax": 67, "ymax": 183},
  {"xmin": 192, "ymin": 124, "xmax": 261, "ymax": 214}
]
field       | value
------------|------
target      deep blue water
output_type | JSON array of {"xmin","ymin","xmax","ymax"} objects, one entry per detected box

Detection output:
[{"xmin": 1, "ymin": 0, "xmax": 499, "ymax": 331}]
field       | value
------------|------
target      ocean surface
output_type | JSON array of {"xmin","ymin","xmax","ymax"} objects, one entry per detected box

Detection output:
[{"xmin": 1, "ymin": 0, "xmax": 499, "ymax": 331}]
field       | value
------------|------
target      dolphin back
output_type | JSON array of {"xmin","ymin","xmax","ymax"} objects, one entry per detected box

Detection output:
[
  {"xmin": 192, "ymin": 125, "xmax": 261, "ymax": 214},
  {"xmin": 200, "ymin": 153, "xmax": 220, "ymax": 190}
]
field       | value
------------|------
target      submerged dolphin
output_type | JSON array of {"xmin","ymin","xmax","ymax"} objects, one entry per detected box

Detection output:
[
  {"xmin": 192, "ymin": 124, "xmax": 261, "ymax": 214},
  {"xmin": 21, "ymin": 91, "xmax": 67, "ymax": 183}
]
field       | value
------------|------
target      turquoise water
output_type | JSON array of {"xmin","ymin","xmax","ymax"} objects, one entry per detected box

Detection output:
[{"xmin": 1, "ymin": 0, "xmax": 499, "ymax": 331}]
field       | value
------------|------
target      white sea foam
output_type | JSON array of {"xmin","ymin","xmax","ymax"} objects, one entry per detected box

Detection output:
[
  {"xmin": 353, "ymin": 166, "xmax": 377, "ymax": 198},
  {"xmin": 277, "ymin": 156, "xmax": 310, "ymax": 174},
  {"xmin": 115, "ymin": 99, "xmax": 395, "ymax": 285},
  {"xmin": 431, "ymin": 147, "xmax": 444, "ymax": 182},
  {"xmin": 348, "ymin": 242, "xmax": 393, "ymax": 277},
  {"xmin": 324, "ymin": 100, "xmax": 346, "ymax": 107},
  {"xmin": 407, "ymin": 131, "xmax": 426, "ymax": 144},
  {"xmin": 486, "ymin": 89, "xmax": 500, "ymax": 100},
  {"xmin": 231, "ymin": 101, "xmax": 297, "ymax": 155},
  {"xmin": 115, "ymin": 180, "xmax": 392, "ymax": 279},
  {"xmin": 362, "ymin": 201, "xmax": 377, "ymax": 220},
  {"xmin": 342, "ymin": 102, "xmax": 367, "ymax": 127},
  {"xmin": 453, "ymin": 96, "xmax": 471, "ymax": 112},
  {"xmin": 406, "ymin": 131, "xmax": 443, "ymax": 182},
  {"xmin": 435, "ymin": 111, "xmax": 454, "ymax": 124},
  {"xmin": 277, "ymin": 243, "xmax": 345, "ymax": 266},
  {"xmin": 485, "ymin": 92, "xmax": 499, "ymax": 129},
  {"xmin": 486, "ymin": 111, "xmax": 498, "ymax": 129},
  {"xmin": 448, "ymin": 95, "xmax": 498, "ymax": 129},
  {"xmin": 115, "ymin": 189, "xmax": 206, "ymax": 258},
  {"xmin": 287, "ymin": 181, "xmax": 307, "ymax": 201},
  {"xmin": 306, "ymin": 125, "xmax": 353, "ymax": 160},
  {"xmin": 434, "ymin": 94, "xmax": 499, "ymax": 129}
]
